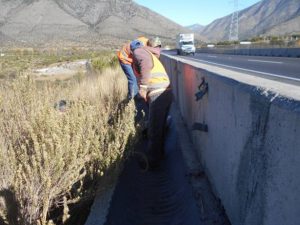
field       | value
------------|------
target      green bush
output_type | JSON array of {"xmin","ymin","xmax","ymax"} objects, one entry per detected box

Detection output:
[{"xmin": 91, "ymin": 54, "xmax": 119, "ymax": 72}]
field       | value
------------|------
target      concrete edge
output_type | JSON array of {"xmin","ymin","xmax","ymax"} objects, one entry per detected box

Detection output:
[
  {"xmin": 84, "ymin": 181, "xmax": 117, "ymax": 225},
  {"xmin": 162, "ymin": 53, "xmax": 300, "ymax": 105}
]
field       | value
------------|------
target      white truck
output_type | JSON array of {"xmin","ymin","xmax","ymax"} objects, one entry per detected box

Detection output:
[{"xmin": 176, "ymin": 33, "xmax": 196, "ymax": 55}]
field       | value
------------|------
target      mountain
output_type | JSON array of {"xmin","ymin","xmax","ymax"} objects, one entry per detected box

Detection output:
[
  {"xmin": 186, "ymin": 24, "xmax": 204, "ymax": 33},
  {"xmin": 198, "ymin": 0, "xmax": 300, "ymax": 41},
  {"xmin": 0, "ymin": 31, "xmax": 12, "ymax": 43},
  {"xmin": 0, "ymin": 0, "xmax": 191, "ymax": 47}
]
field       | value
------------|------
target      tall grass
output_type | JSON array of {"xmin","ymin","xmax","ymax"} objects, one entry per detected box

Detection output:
[{"xmin": 0, "ymin": 66, "xmax": 137, "ymax": 225}]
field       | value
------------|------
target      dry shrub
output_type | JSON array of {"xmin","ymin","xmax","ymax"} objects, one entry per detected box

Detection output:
[{"xmin": 0, "ymin": 67, "xmax": 136, "ymax": 225}]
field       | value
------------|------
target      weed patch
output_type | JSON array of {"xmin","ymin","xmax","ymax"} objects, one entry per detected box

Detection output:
[{"xmin": 0, "ymin": 64, "xmax": 137, "ymax": 225}]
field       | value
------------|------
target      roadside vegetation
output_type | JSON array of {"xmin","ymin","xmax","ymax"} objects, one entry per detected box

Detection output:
[
  {"xmin": 0, "ymin": 48, "xmax": 119, "ymax": 80},
  {"xmin": 201, "ymin": 34, "xmax": 300, "ymax": 48},
  {"xmin": 0, "ymin": 49, "xmax": 138, "ymax": 225}
]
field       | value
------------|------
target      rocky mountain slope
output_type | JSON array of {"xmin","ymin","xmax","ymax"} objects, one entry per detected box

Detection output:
[
  {"xmin": 186, "ymin": 24, "xmax": 204, "ymax": 33},
  {"xmin": 198, "ymin": 0, "xmax": 300, "ymax": 41},
  {"xmin": 0, "ymin": 0, "xmax": 191, "ymax": 46}
]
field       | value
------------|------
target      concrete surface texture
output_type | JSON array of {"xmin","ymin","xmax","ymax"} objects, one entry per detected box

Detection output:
[
  {"xmin": 161, "ymin": 54, "xmax": 300, "ymax": 225},
  {"xmin": 103, "ymin": 120, "xmax": 203, "ymax": 225}
]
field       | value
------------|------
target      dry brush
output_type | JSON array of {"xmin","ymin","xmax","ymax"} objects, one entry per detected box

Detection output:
[{"xmin": 0, "ymin": 66, "xmax": 137, "ymax": 225}]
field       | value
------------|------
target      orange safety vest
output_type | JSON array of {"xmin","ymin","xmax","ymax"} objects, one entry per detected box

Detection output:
[
  {"xmin": 117, "ymin": 37, "xmax": 149, "ymax": 65},
  {"xmin": 135, "ymin": 49, "xmax": 170, "ymax": 89},
  {"xmin": 118, "ymin": 42, "xmax": 132, "ymax": 65}
]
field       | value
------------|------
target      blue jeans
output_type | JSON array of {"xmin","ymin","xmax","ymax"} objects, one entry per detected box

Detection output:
[{"xmin": 119, "ymin": 62, "xmax": 138, "ymax": 99}]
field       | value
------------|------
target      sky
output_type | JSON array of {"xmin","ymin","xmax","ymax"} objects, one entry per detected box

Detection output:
[{"xmin": 134, "ymin": 0, "xmax": 261, "ymax": 26}]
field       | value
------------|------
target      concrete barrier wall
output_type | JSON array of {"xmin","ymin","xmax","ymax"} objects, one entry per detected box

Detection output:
[
  {"xmin": 197, "ymin": 47, "xmax": 300, "ymax": 57},
  {"xmin": 161, "ymin": 54, "xmax": 300, "ymax": 225}
]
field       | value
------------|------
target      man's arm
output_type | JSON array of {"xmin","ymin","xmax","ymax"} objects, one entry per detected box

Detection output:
[
  {"xmin": 145, "ymin": 46, "xmax": 160, "ymax": 58},
  {"xmin": 133, "ymin": 48, "xmax": 153, "ymax": 86},
  {"xmin": 132, "ymin": 48, "xmax": 153, "ymax": 100}
]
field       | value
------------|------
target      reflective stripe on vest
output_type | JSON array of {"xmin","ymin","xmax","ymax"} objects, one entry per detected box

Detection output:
[{"xmin": 146, "ymin": 50, "xmax": 169, "ymax": 86}]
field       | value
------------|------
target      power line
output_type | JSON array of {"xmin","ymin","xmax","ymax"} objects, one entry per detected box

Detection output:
[{"xmin": 229, "ymin": 0, "xmax": 239, "ymax": 41}]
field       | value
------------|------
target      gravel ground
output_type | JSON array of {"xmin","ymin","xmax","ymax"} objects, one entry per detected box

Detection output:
[{"xmin": 33, "ymin": 59, "xmax": 89, "ymax": 76}]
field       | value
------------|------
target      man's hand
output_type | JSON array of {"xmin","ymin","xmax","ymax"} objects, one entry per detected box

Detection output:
[
  {"xmin": 139, "ymin": 89, "xmax": 147, "ymax": 101},
  {"xmin": 139, "ymin": 85, "xmax": 148, "ymax": 101}
]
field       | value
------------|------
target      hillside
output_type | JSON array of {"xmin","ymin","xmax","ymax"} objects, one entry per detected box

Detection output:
[
  {"xmin": 186, "ymin": 24, "xmax": 205, "ymax": 33},
  {"xmin": 0, "ymin": 0, "xmax": 191, "ymax": 47},
  {"xmin": 0, "ymin": 31, "xmax": 12, "ymax": 43},
  {"xmin": 198, "ymin": 0, "xmax": 300, "ymax": 41}
]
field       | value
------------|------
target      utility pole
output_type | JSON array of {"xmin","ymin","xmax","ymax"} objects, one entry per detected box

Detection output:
[{"xmin": 229, "ymin": 0, "xmax": 239, "ymax": 41}]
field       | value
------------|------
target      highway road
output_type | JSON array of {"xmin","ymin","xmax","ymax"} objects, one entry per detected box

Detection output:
[{"xmin": 164, "ymin": 51, "xmax": 300, "ymax": 85}]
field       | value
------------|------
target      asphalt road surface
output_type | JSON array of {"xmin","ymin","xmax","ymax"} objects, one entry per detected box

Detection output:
[{"xmin": 164, "ymin": 51, "xmax": 300, "ymax": 85}]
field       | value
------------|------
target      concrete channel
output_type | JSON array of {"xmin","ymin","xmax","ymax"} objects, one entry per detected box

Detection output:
[{"xmin": 85, "ymin": 104, "xmax": 230, "ymax": 225}]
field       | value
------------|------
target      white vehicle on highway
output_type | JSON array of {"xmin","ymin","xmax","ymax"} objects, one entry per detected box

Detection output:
[{"xmin": 176, "ymin": 33, "xmax": 196, "ymax": 55}]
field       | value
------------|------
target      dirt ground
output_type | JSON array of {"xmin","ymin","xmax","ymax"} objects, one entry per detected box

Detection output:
[{"xmin": 33, "ymin": 59, "xmax": 90, "ymax": 81}]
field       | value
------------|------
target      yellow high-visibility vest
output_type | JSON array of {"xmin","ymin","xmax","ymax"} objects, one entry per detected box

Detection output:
[
  {"xmin": 132, "ymin": 48, "xmax": 170, "ymax": 88},
  {"xmin": 146, "ymin": 50, "xmax": 169, "ymax": 87}
]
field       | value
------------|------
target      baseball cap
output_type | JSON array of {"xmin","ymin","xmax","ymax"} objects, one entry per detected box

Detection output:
[
  {"xmin": 148, "ymin": 37, "xmax": 162, "ymax": 48},
  {"xmin": 130, "ymin": 40, "xmax": 144, "ymax": 51}
]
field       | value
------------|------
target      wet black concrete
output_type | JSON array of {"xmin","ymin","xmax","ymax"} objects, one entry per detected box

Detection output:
[{"xmin": 104, "ymin": 121, "xmax": 203, "ymax": 225}]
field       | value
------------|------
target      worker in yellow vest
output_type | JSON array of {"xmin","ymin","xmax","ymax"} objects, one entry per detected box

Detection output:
[
  {"xmin": 117, "ymin": 36, "xmax": 148, "ymax": 99},
  {"xmin": 130, "ymin": 37, "xmax": 172, "ymax": 170}
]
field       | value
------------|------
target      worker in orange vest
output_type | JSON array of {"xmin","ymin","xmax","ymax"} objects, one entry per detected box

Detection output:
[
  {"xmin": 130, "ymin": 37, "xmax": 172, "ymax": 170},
  {"xmin": 117, "ymin": 36, "xmax": 148, "ymax": 99}
]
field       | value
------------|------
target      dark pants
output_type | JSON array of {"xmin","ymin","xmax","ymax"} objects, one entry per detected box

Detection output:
[{"xmin": 147, "ymin": 88, "xmax": 173, "ymax": 163}]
